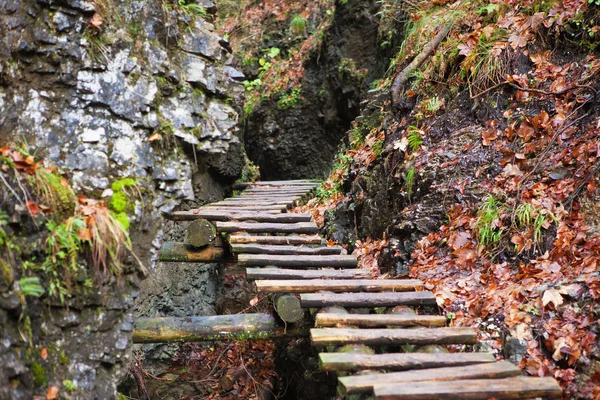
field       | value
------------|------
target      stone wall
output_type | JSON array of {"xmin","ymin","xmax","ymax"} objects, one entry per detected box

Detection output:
[{"xmin": 0, "ymin": 0, "xmax": 245, "ymax": 398}]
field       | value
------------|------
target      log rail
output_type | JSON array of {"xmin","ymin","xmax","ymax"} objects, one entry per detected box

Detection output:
[{"xmin": 142, "ymin": 180, "xmax": 562, "ymax": 400}]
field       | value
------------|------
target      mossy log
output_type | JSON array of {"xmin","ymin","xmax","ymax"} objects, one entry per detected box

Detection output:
[
  {"xmin": 274, "ymin": 294, "xmax": 304, "ymax": 324},
  {"xmin": 187, "ymin": 219, "xmax": 217, "ymax": 248},
  {"xmin": 133, "ymin": 314, "xmax": 281, "ymax": 343},
  {"xmin": 246, "ymin": 268, "xmax": 369, "ymax": 280},
  {"xmin": 320, "ymin": 352, "xmax": 496, "ymax": 372},
  {"xmin": 310, "ymin": 327, "xmax": 478, "ymax": 347},
  {"xmin": 158, "ymin": 242, "xmax": 227, "ymax": 263},
  {"xmin": 373, "ymin": 376, "xmax": 562, "ymax": 400},
  {"xmin": 230, "ymin": 235, "xmax": 323, "ymax": 245},
  {"xmin": 338, "ymin": 361, "xmax": 521, "ymax": 395},
  {"xmin": 165, "ymin": 211, "xmax": 312, "ymax": 223}
]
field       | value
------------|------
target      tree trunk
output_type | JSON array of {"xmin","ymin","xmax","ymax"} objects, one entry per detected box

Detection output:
[
  {"xmin": 300, "ymin": 292, "xmax": 436, "ymax": 308},
  {"xmin": 187, "ymin": 219, "xmax": 217, "ymax": 248},
  {"xmin": 158, "ymin": 242, "xmax": 227, "ymax": 263},
  {"xmin": 274, "ymin": 294, "xmax": 304, "ymax": 324}
]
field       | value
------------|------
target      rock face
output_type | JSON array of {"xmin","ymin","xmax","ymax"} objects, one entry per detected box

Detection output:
[
  {"xmin": 244, "ymin": 0, "xmax": 388, "ymax": 180},
  {"xmin": 0, "ymin": 0, "xmax": 245, "ymax": 398}
]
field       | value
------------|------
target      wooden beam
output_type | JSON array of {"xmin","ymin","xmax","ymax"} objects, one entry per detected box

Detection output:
[
  {"xmin": 300, "ymin": 292, "xmax": 436, "ymax": 308},
  {"xmin": 216, "ymin": 221, "xmax": 319, "ymax": 234},
  {"xmin": 373, "ymin": 376, "xmax": 562, "ymax": 400},
  {"xmin": 231, "ymin": 244, "xmax": 342, "ymax": 255},
  {"xmin": 339, "ymin": 361, "xmax": 521, "ymax": 395},
  {"xmin": 315, "ymin": 313, "xmax": 446, "ymax": 328},
  {"xmin": 159, "ymin": 242, "xmax": 227, "ymax": 263},
  {"xmin": 133, "ymin": 314, "xmax": 278, "ymax": 343},
  {"xmin": 230, "ymin": 235, "xmax": 323, "ymax": 245},
  {"xmin": 209, "ymin": 200, "xmax": 295, "ymax": 207},
  {"xmin": 225, "ymin": 195, "xmax": 304, "ymax": 201},
  {"xmin": 274, "ymin": 294, "xmax": 304, "ymax": 324},
  {"xmin": 246, "ymin": 268, "xmax": 370, "ymax": 280},
  {"xmin": 255, "ymin": 279, "xmax": 422, "ymax": 293},
  {"xmin": 199, "ymin": 205, "xmax": 288, "ymax": 212},
  {"xmin": 319, "ymin": 352, "xmax": 496, "ymax": 372},
  {"xmin": 233, "ymin": 180, "xmax": 320, "ymax": 189},
  {"xmin": 310, "ymin": 327, "xmax": 477, "ymax": 347},
  {"xmin": 238, "ymin": 254, "xmax": 357, "ymax": 268},
  {"xmin": 165, "ymin": 211, "xmax": 312, "ymax": 223}
]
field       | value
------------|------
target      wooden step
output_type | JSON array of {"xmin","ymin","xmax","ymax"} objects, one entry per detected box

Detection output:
[
  {"xmin": 319, "ymin": 352, "xmax": 496, "ymax": 372},
  {"xmin": 209, "ymin": 200, "xmax": 295, "ymax": 207},
  {"xmin": 339, "ymin": 361, "xmax": 521, "ymax": 395},
  {"xmin": 255, "ymin": 279, "xmax": 422, "ymax": 293},
  {"xmin": 221, "ymin": 196, "xmax": 303, "ymax": 202},
  {"xmin": 232, "ymin": 244, "xmax": 343, "ymax": 255},
  {"xmin": 315, "ymin": 313, "xmax": 446, "ymax": 327},
  {"xmin": 238, "ymin": 254, "xmax": 357, "ymax": 268},
  {"xmin": 300, "ymin": 292, "xmax": 436, "ymax": 308},
  {"xmin": 216, "ymin": 221, "xmax": 319, "ymax": 234},
  {"xmin": 199, "ymin": 205, "xmax": 288, "ymax": 212},
  {"xmin": 310, "ymin": 327, "xmax": 477, "ymax": 347},
  {"xmin": 230, "ymin": 235, "xmax": 323, "ymax": 245},
  {"xmin": 373, "ymin": 376, "xmax": 562, "ymax": 400},
  {"xmin": 165, "ymin": 211, "xmax": 312, "ymax": 222},
  {"xmin": 246, "ymin": 268, "xmax": 370, "ymax": 280},
  {"xmin": 239, "ymin": 192, "xmax": 310, "ymax": 197}
]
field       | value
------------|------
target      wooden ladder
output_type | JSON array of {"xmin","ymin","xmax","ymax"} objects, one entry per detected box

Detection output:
[{"xmin": 163, "ymin": 180, "xmax": 563, "ymax": 399}]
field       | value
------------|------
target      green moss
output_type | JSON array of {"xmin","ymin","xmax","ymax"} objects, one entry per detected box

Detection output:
[
  {"xmin": 63, "ymin": 379, "xmax": 77, "ymax": 392},
  {"xmin": 117, "ymin": 393, "xmax": 128, "ymax": 400},
  {"xmin": 58, "ymin": 351, "xmax": 68, "ymax": 365},
  {"xmin": 32, "ymin": 361, "xmax": 48, "ymax": 387},
  {"xmin": 22, "ymin": 316, "xmax": 33, "ymax": 343},
  {"xmin": 108, "ymin": 192, "xmax": 129, "ymax": 213},
  {"xmin": 110, "ymin": 211, "xmax": 130, "ymax": 230},
  {"xmin": 111, "ymin": 178, "xmax": 137, "ymax": 192}
]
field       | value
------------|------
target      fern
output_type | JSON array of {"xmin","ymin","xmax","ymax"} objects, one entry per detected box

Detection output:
[
  {"xmin": 405, "ymin": 168, "xmax": 416, "ymax": 197},
  {"xmin": 407, "ymin": 126, "xmax": 423, "ymax": 151},
  {"xmin": 18, "ymin": 277, "xmax": 45, "ymax": 297}
]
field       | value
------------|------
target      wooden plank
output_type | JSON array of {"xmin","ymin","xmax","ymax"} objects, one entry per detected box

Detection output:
[
  {"xmin": 255, "ymin": 279, "xmax": 422, "ymax": 293},
  {"xmin": 209, "ymin": 200, "xmax": 295, "ymax": 207},
  {"xmin": 165, "ymin": 211, "xmax": 312, "ymax": 222},
  {"xmin": 373, "ymin": 376, "xmax": 562, "ymax": 400},
  {"xmin": 230, "ymin": 235, "xmax": 323, "ymax": 245},
  {"xmin": 315, "ymin": 313, "xmax": 446, "ymax": 328},
  {"xmin": 199, "ymin": 205, "xmax": 288, "ymax": 212},
  {"xmin": 319, "ymin": 352, "xmax": 496, "ymax": 372},
  {"xmin": 246, "ymin": 268, "xmax": 370, "ymax": 280},
  {"xmin": 221, "ymin": 196, "xmax": 303, "ymax": 202},
  {"xmin": 133, "ymin": 314, "xmax": 278, "ymax": 343},
  {"xmin": 234, "ymin": 180, "xmax": 320, "ymax": 189},
  {"xmin": 339, "ymin": 361, "xmax": 521, "ymax": 395},
  {"xmin": 238, "ymin": 254, "xmax": 357, "ymax": 268},
  {"xmin": 310, "ymin": 327, "xmax": 477, "ymax": 347},
  {"xmin": 216, "ymin": 221, "xmax": 319, "ymax": 234},
  {"xmin": 239, "ymin": 192, "xmax": 310, "ymax": 197},
  {"xmin": 301, "ymin": 292, "xmax": 436, "ymax": 308},
  {"xmin": 231, "ymin": 244, "xmax": 342, "ymax": 255}
]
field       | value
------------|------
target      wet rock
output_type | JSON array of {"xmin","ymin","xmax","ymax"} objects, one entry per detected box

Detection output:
[{"xmin": 180, "ymin": 20, "xmax": 226, "ymax": 61}]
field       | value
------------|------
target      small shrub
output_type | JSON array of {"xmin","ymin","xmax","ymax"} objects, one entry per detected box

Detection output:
[
  {"xmin": 407, "ymin": 126, "xmax": 423, "ymax": 152},
  {"xmin": 405, "ymin": 167, "xmax": 416, "ymax": 198},
  {"xmin": 475, "ymin": 195, "xmax": 505, "ymax": 247}
]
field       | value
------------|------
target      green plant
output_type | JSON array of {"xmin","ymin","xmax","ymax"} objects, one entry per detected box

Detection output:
[
  {"xmin": 407, "ymin": 126, "xmax": 423, "ymax": 151},
  {"xmin": 405, "ymin": 167, "xmax": 416, "ymax": 197},
  {"xmin": 18, "ymin": 277, "xmax": 45, "ymax": 297},
  {"xmin": 372, "ymin": 140, "xmax": 384, "ymax": 158},
  {"xmin": 277, "ymin": 87, "xmax": 302, "ymax": 110},
  {"xmin": 425, "ymin": 96, "xmax": 442, "ymax": 114},
  {"xmin": 475, "ymin": 195, "xmax": 505, "ymax": 247},
  {"xmin": 290, "ymin": 15, "xmax": 307, "ymax": 36},
  {"xmin": 176, "ymin": 0, "xmax": 207, "ymax": 18},
  {"xmin": 0, "ymin": 211, "xmax": 8, "ymax": 248},
  {"xmin": 63, "ymin": 379, "xmax": 77, "ymax": 392}
]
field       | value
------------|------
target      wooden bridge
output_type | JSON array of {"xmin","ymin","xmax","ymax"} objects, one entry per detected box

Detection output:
[{"xmin": 134, "ymin": 180, "xmax": 562, "ymax": 399}]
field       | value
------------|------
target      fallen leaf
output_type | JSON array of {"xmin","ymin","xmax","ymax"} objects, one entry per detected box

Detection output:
[
  {"xmin": 89, "ymin": 13, "xmax": 103, "ymax": 29},
  {"xmin": 46, "ymin": 386, "xmax": 59, "ymax": 400},
  {"xmin": 40, "ymin": 348, "xmax": 48, "ymax": 360},
  {"xmin": 148, "ymin": 133, "xmax": 162, "ymax": 142},
  {"xmin": 249, "ymin": 296, "xmax": 259, "ymax": 306},
  {"xmin": 542, "ymin": 288, "xmax": 563, "ymax": 309},
  {"xmin": 26, "ymin": 200, "xmax": 42, "ymax": 216}
]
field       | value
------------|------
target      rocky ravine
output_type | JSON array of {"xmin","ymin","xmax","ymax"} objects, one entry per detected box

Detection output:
[{"xmin": 0, "ymin": 0, "xmax": 247, "ymax": 398}]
